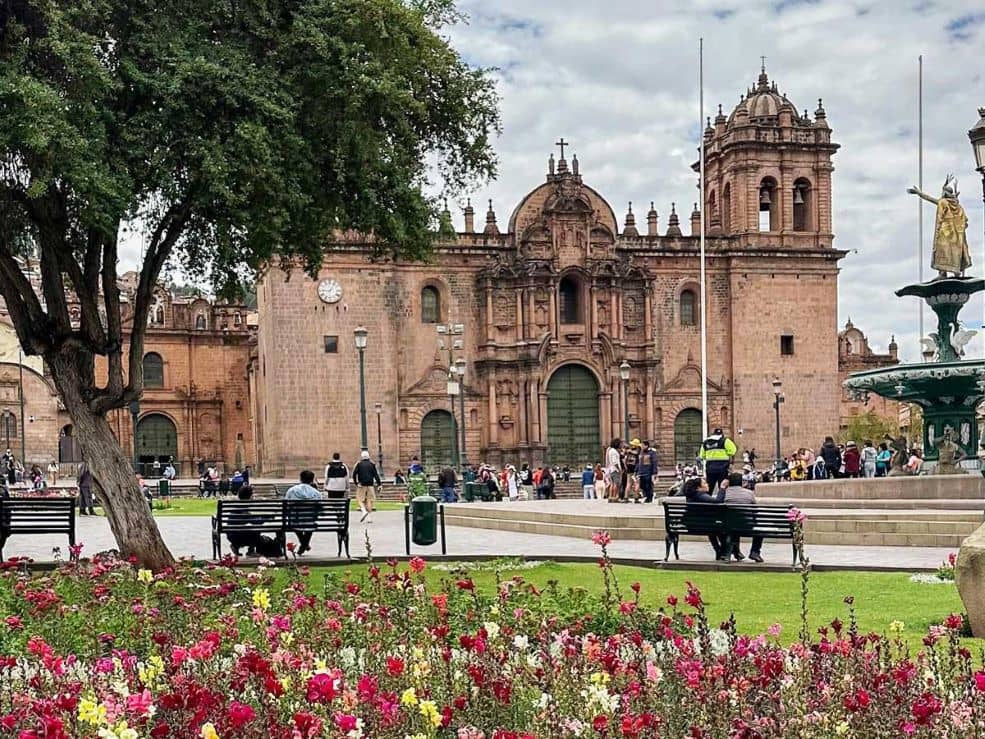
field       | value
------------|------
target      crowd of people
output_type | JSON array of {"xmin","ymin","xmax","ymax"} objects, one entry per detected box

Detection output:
[{"xmin": 756, "ymin": 435, "xmax": 925, "ymax": 482}]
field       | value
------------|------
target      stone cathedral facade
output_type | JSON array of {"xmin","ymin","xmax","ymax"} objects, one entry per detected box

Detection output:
[{"xmin": 254, "ymin": 67, "xmax": 846, "ymax": 474}]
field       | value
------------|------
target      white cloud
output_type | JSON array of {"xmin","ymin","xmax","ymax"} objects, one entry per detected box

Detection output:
[{"xmin": 444, "ymin": 0, "xmax": 985, "ymax": 363}]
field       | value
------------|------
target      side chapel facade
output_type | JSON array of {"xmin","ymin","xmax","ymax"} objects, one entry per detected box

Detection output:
[{"xmin": 254, "ymin": 67, "xmax": 846, "ymax": 474}]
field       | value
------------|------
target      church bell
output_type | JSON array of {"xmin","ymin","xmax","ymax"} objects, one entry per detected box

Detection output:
[
  {"xmin": 793, "ymin": 187, "xmax": 805, "ymax": 205},
  {"xmin": 759, "ymin": 187, "xmax": 771, "ymax": 206}
]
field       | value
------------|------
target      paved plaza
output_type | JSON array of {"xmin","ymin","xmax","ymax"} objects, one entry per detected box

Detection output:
[{"xmin": 3, "ymin": 501, "xmax": 957, "ymax": 571}]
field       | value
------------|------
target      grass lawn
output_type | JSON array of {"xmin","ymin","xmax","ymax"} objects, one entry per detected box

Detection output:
[
  {"xmin": 300, "ymin": 560, "xmax": 973, "ymax": 652},
  {"xmin": 142, "ymin": 497, "xmax": 405, "ymax": 516}
]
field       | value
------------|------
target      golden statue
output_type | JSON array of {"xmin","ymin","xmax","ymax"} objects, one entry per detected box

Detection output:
[{"xmin": 908, "ymin": 175, "xmax": 971, "ymax": 278}]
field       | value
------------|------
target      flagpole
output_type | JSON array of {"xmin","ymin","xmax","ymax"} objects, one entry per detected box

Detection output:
[
  {"xmin": 699, "ymin": 38, "xmax": 709, "ymax": 438},
  {"xmin": 918, "ymin": 55, "xmax": 924, "ymax": 357}
]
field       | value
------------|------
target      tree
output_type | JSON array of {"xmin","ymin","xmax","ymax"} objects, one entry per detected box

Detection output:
[
  {"xmin": 0, "ymin": 0, "xmax": 499, "ymax": 568},
  {"xmin": 839, "ymin": 410, "xmax": 898, "ymax": 446}
]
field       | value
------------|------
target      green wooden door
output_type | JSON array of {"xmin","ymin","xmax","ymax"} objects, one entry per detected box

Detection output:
[
  {"xmin": 136, "ymin": 414, "xmax": 178, "ymax": 471},
  {"xmin": 674, "ymin": 409, "xmax": 703, "ymax": 465},
  {"xmin": 547, "ymin": 365, "xmax": 600, "ymax": 468},
  {"xmin": 420, "ymin": 410, "xmax": 455, "ymax": 473}
]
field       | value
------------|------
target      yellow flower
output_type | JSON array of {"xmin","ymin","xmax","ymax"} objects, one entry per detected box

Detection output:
[
  {"xmin": 252, "ymin": 588, "xmax": 271, "ymax": 610},
  {"xmin": 78, "ymin": 698, "xmax": 107, "ymax": 726},
  {"xmin": 590, "ymin": 671, "xmax": 610, "ymax": 686},
  {"xmin": 889, "ymin": 620, "xmax": 905, "ymax": 635},
  {"xmin": 200, "ymin": 723, "xmax": 220, "ymax": 739},
  {"xmin": 136, "ymin": 569, "xmax": 153, "ymax": 584},
  {"xmin": 139, "ymin": 654, "xmax": 165, "ymax": 685},
  {"xmin": 419, "ymin": 699, "xmax": 442, "ymax": 728},
  {"xmin": 835, "ymin": 721, "xmax": 851, "ymax": 736},
  {"xmin": 400, "ymin": 687, "xmax": 418, "ymax": 706}
]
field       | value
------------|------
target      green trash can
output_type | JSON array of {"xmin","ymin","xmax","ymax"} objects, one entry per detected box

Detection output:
[
  {"xmin": 411, "ymin": 494, "xmax": 438, "ymax": 546},
  {"xmin": 158, "ymin": 479, "xmax": 171, "ymax": 498},
  {"xmin": 463, "ymin": 482, "xmax": 479, "ymax": 503}
]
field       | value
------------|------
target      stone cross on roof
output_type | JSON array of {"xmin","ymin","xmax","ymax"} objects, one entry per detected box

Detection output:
[{"xmin": 555, "ymin": 138, "xmax": 568, "ymax": 160}]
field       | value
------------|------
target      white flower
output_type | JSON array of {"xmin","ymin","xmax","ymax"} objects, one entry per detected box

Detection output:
[
  {"xmin": 483, "ymin": 621, "xmax": 500, "ymax": 640},
  {"xmin": 513, "ymin": 635, "xmax": 529, "ymax": 650}
]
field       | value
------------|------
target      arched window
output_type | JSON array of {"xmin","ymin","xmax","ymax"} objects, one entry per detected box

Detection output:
[
  {"xmin": 559, "ymin": 275, "xmax": 581, "ymax": 324},
  {"xmin": 0, "ymin": 410, "xmax": 17, "ymax": 445},
  {"xmin": 421, "ymin": 286, "xmax": 440, "ymax": 324},
  {"xmin": 758, "ymin": 177, "xmax": 779, "ymax": 232},
  {"xmin": 155, "ymin": 306, "xmax": 164, "ymax": 324},
  {"xmin": 195, "ymin": 314, "xmax": 207, "ymax": 330},
  {"xmin": 233, "ymin": 312, "xmax": 242, "ymax": 326},
  {"xmin": 722, "ymin": 183, "xmax": 732, "ymax": 233},
  {"xmin": 793, "ymin": 178, "xmax": 812, "ymax": 232},
  {"xmin": 142, "ymin": 352, "xmax": 164, "ymax": 388},
  {"xmin": 679, "ymin": 289, "xmax": 697, "ymax": 326}
]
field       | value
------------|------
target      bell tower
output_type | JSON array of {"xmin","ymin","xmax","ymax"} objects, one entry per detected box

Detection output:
[{"xmin": 699, "ymin": 63, "xmax": 839, "ymax": 248}]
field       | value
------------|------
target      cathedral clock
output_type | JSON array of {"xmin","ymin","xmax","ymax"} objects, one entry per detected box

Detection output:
[{"xmin": 317, "ymin": 279, "xmax": 343, "ymax": 304}]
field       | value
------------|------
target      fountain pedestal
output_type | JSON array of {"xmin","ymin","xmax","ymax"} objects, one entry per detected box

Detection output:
[{"xmin": 845, "ymin": 277, "xmax": 985, "ymax": 462}]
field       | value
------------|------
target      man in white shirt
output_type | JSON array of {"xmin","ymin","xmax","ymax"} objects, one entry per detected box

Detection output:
[{"xmin": 605, "ymin": 438, "xmax": 623, "ymax": 503}]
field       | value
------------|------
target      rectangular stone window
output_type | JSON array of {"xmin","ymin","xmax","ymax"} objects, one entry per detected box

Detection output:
[
  {"xmin": 324, "ymin": 335, "xmax": 339, "ymax": 354},
  {"xmin": 780, "ymin": 334, "xmax": 795, "ymax": 356}
]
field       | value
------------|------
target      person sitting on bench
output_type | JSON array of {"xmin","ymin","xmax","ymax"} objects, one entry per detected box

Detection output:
[
  {"xmin": 227, "ymin": 485, "xmax": 264, "ymax": 557},
  {"xmin": 722, "ymin": 472, "xmax": 764, "ymax": 563},
  {"xmin": 284, "ymin": 470, "xmax": 322, "ymax": 554},
  {"xmin": 681, "ymin": 475, "xmax": 727, "ymax": 560}
]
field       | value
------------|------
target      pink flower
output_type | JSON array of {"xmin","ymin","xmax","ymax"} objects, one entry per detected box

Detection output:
[
  {"xmin": 334, "ymin": 713, "xmax": 358, "ymax": 733},
  {"xmin": 591, "ymin": 530, "xmax": 611, "ymax": 547},
  {"xmin": 786, "ymin": 507, "xmax": 807, "ymax": 524},
  {"xmin": 409, "ymin": 556, "xmax": 426, "ymax": 573},
  {"xmin": 228, "ymin": 701, "xmax": 256, "ymax": 729},
  {"xmin": 767, "ymin": 623, "xmax": 782, "ymax": 638},
  {"xmin": 4, "ymin": 616, "xmax": 22, "ymax": 630},
  {"xmin": 973, "ymin": 672, "xmax": 985, "ymax": 692}
]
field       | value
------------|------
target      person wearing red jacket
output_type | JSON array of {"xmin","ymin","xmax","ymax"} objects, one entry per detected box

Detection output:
[{"xmin": 843, "ymin": 441, "xmax": 861, "ymax": 478}]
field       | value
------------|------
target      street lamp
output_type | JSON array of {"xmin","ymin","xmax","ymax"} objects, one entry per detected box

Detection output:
[
  {"xmin": 128, "ymin": 399, "xmax": 141, "ymax": 473},
  {"xmin": 970, "ymin": 108, "xmax": 985, "ymax": 287},
  {"xmin": 374, "ymin": 401, "xmax": 384, "ymax": 472},
  {"xmin": 772, "ymin": 377, "xmax": 784, "ymax": 470},
  {"xmin": 619, "ymin": 360, "xmax": 631, "ymax": 442},
  {"xmin": 455, "ymin": 357, "xmax": 467, "ymax": 470},
  {"xmin": 446, "ymin": 368, "xmax": 461, "ymax": 469},
  {"xmin": 353, "ymin": 327, "xmax": 368, "ymax": 452}
]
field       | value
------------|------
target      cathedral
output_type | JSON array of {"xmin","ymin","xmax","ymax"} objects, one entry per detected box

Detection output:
[{"xmin": 254, "ymin": 66, "xmax": 846, "ymax": 474}]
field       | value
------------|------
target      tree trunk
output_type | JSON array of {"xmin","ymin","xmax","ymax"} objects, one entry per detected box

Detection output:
[{"xmin": 47, "ymin": 353, "xmax": 175, "ymax": 570}]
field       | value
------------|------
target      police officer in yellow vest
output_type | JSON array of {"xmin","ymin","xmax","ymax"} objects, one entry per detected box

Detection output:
[{"xmin": 698, "ymin": 427, "xmax": 737, "ymax": 493}]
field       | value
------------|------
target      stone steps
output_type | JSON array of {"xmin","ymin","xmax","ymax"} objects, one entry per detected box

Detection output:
[
  {"xmin": 758, "ymin": 476, "xmax": 984, "ymax": 500},
  {"xmin": 752, "ymin": 497, "xmax": 983, "ymax": 511}
]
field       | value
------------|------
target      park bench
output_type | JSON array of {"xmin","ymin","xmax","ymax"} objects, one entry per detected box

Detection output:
[
  {"xmin": 661, "ymin": 499, "xmax": 799, "ymax": 566},
  {"xmin": 0, "ymin": 498, "xmax": 76, "ymax": 560},
  {"xmin": 211, "ymin": 499, "xmax": 350, "ymax": 559}
]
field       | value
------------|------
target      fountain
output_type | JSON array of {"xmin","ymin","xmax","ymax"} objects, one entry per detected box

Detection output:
[{"xmin": 843, "ymin": 175, "xmax": 983, "ymax": 468}]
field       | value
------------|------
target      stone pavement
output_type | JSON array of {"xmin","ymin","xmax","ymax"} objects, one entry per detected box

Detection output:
[{"xmin": 4, "ymin": 508, "xmax": 956, "ymax": 571}]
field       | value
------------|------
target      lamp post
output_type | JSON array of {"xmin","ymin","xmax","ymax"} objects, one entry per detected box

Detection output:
[
  {"xmin": 446, "ymin": 369, "xmax": 460, "ymax": 469},
  {"xmin": 374, "ymin": 401, "xmax": 384, "ymax": 472},
  {"xmin": 354, "ymin": 327, "xmax": 369, "ymax": 452},
  {"xmin": 619, "ymin": 361, "xmax": 631, "ymax": 442},
  {"xmin": 455, "ymin": 357, "xmax": 467, "ymax": 470},
  {"xmin": 128, "ymin": 399, "xmax": 140, "ymax": 473},
  {"xmin": 772, "ymin": 378, "xmax": 784, "ymax": 470},
  {"xmin": 970, "ymin": 108, "xmax": 985, "ymax": 293}
]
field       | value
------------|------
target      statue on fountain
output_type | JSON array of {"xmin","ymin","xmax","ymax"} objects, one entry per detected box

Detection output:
[
  {"xmin": 933, "ymin": 427, "xmax": 967, "ymax": 475},
  {"xmin": 907, "ymin": 175, "xmax": 971, "ymax": 279}
]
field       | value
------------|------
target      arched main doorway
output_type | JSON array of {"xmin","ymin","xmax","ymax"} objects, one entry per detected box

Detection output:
[
  {"xmin": 547, "ymin": 365, "xmax": 600, "ymax": 468},
  {"xmin": 420, "ymin": 410, "xmax": 455, "ymax": 473},
  {"xmin": 59, "ymin": 424, "xmax": 82, "ymax": 463},
  {"xmin": 135, "ymin": 413, "xmax": 178, "ymax": 475},
  {"xmin": 674, "ymin": 409, "xmax": 703, "ymax": 465}
]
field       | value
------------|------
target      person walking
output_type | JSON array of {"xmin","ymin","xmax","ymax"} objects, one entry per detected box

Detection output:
[
  {"xmin": 505, "ymin": 465, "xmax": 519, "ymax": 501},
  {"xmin": 352, "ymin": 451, "xmax": 382, "ymax": 521},
  {"xmin": 323, "ymin": 453, "xmax": 349, "ymax": 499},
  {"xmin": 819, "ymin": 436, "xmax": 842, "ymax": 479},
  {"xmin": 581, "ymin": 464, "xmax": 595, "ymax": 499},
  {"xmin": 77, "ymin": 461, "xmax": 95, "ymax": 515},
  {"xmin": 861, "ymin": 440, "xmax": 878, "ymax": 478},
  {"xmin": 605, "ymin": 439, "xmax": 622, "ymax": 503},
  {"xmin": 47, "ymin": 460, "xmax": 59, "ymax": 487},
  {"xmin": 843, "ymin": 441, "xmax": 861, "ymax": 478},
  {"xmin": 698, "ymin": 427, "xmax": 737, "ymax": 493},
  {"xmin": 875, "ymin": 442, "xmax": 891, "ymax": 477},
  {"xmin": 593, "ymin": 463, "xmax": 607, "ymax": 500},
  {"xmin": 284, "ymin": 470, "xmax": 322, "ymax": 554},
  {"xmin": 519, "ymin": 463, "xmax": 534, "ymax": 500},
  {"xmin": 636, "ymin": 441, "xmax": 658, "ymax": 503}
]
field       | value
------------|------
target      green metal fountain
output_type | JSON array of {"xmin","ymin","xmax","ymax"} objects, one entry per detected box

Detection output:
[{"xmin": 844, "ymin": 177, "xmax": 984, "ymax": 466}]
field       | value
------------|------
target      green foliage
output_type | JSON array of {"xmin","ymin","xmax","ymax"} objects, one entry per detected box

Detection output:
[{"xmin": 839, "ymin": 409, "xmax": 898, "ymax": 445}]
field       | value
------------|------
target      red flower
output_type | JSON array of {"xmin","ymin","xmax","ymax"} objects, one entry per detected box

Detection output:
[
  {"xmin": 286, "ymin": 541, "xmax": 296, "ymax": 552},
  {"xmin": 592, "ymin": 714, "xmax": 609, "ymax": 733},
  {"xmin": 456, "ymin": 579, "xmax": 475, "ymax": 591},
  {"xmin": 386, "ymin": 656, "xmax": 405, "ymax": 677},
  {"xmin": 227, "ymin": 701, "xmax": 256, "ymax": 729},
  {"xmin": 293, "ymin": 712, "xmax": 323, "ymax": 738},
  {"xmin": 974, "ymin": 671, "xmax": 985, "ymax": 692},
  {"xmin": 684, "ymin": 582, "xmax": 702, "ymax": 609},
  {"xmin": 305, "ymin": 673, "xmax": 336, "ymax": 704},
  {"xmin": 943, "ymin": 613, "xmax": 964, "ymax": 630},
  {"xmin": 911, "ymin": 692, "xmax": 943, "ymax": 725},
  {"xmin": 630, "ymin": 581, "xmax": 641, "ymax": 593},
  {"xmin": 667, "ymin": 594, "xmax": 678, "ymax": 607},
  {"xmin": 334, "ymin": 713, "xmax": 358, "ymax": 733},
  {"xmin": 409, "ymin": 556, "xmax": 426, "ymax": 573}
]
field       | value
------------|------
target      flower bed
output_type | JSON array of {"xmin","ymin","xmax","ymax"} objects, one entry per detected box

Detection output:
[{"xmin": 0, "ymin": 537, "xmax": 982, "ymax": 737}]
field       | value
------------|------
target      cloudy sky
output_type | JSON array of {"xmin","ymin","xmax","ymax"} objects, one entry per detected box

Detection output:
[{"xmin": 442, "ymin": 0, "xmax": 985, "ymax": 363}]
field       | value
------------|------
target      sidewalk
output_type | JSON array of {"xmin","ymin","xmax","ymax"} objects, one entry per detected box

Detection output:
[{"xmin": 4, "ymin": 511, "xmax": 955, "ymax": 571}]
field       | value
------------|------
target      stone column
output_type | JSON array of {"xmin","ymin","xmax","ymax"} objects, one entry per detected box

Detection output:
[
  {"xmin": 487, "ymin": 372, "xmax": 498, "ymax": 448},
  {"xmin": 516, "ymin": 289, "xmax": 525, "ymax": 341},
  {"xmin": 600, "ymin": 390, "xmax": 612, "ymax": 447},
  {"xmin": 518, "ymin": 378, "xmax": 528, "ymax": 445},
  {"xmin": 485, "ymin": 286, "xmax": 494, "ymax": 342},
  {"xmin": 529, "ymin": 380, "xmax": 541, "ymax": 444},
  {"xmin": 645, "ymin": 373, "xmax": 654, "ymax": 442},
  {"xmin": 590, "ymin": 285, "xmax": 598, "ymax": 337},
  {"xmin": 643, "ymin": 290, "xmax": 652, "ymax": 345},
  {"xmin": 549, "ymin": 289, "xmax": 558, "ymax": 337}
]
